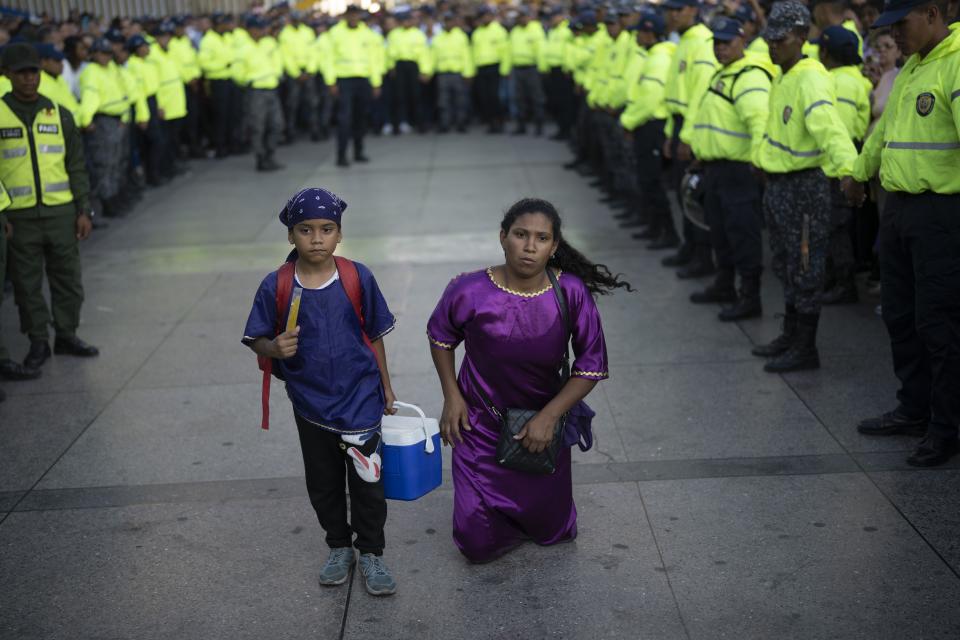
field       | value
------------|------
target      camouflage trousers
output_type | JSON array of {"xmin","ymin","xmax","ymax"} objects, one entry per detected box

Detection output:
[
  {"xmin": 248, "ymin": 88, "xmax": 284, "ymax": 158},
  {"xmin": 763, "ymin": 168, "xmax": 831, "ymax": 315},
  {"xmin": 83, "ymin": 115, "xmax": 125, "ymax": 205}
]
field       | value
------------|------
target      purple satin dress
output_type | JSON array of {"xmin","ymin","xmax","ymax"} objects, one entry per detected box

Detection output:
[{"xmin": 427, "ymin": 268, "xmax": 609, "ymax": 563}]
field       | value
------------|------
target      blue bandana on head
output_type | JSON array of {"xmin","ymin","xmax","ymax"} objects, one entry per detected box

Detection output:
[{"xmin": 279, "ymin": 187, "xmax": 348, "ymax": 228}]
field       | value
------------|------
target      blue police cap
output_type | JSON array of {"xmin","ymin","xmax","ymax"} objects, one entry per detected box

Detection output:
[
  {"xmin": 35, "ymin": 43, "xmax": 65, "ymax": 61},
  {"xmin": 630, "ymin": 11, "xmax": 666, "ymax": 35},
  {"xmin": 662, "ymin": 0, "xmax": 700, "ymax": 9},
  {"xmin": 710, "ymin": 16, "xmax": 746, "ymax": 41},
  {"xmin": 104, "ymin": 28, "xmax": 125, "ymax": 43},
  {"xmin": 245, "ymin": 15, "xmax": 269, "ymax": 29},
  {"xmin": 126, "ymin": 34, "xmax": 149, "ymax": 52},
  {"xmin": 871, "ymin": 0, "xmax": 932, "ymax": 27},
  {"xmin": 151, "ymin": 20, "xmax": 176, "ymax": 36},
  {"xmin": 89, "ymin": 38, "xmax": 113, "ymax": 54},
  {"xmin": 734, "ymin": 4, "xmax": 758, "ymax": 23},
  {"xmin": 816, "ymin": 24, "xmax": 863, "ymax": 61},
  {"xmin": 579, "ymin": 10, "xmax": 598, "ymax": 25}
]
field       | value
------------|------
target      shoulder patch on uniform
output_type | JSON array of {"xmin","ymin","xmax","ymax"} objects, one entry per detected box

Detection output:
[
  {"xmin": 0, "ymin": 128, "xmax": 23, "ymax": 139},
  {"xmin": 782, "ymin": 106, "xmax": 792, "ymax": 124},
  {"xmin": 916, "ymin": 92, "xmax": 935, "ymax": 117},
  {"xmin": 37, "ymin": 123, "xmax": 59, "ymax": 134}
]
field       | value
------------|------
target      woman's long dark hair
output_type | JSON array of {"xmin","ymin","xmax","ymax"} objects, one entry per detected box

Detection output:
[{"xmin": 501, "ymin": 198, "xmax": 634, "ymax": 297}]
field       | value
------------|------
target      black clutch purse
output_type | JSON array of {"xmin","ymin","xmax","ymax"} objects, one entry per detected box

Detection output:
[{"xmin": 474, "ymin": 269, "xmax": 572, "ymax": 475}]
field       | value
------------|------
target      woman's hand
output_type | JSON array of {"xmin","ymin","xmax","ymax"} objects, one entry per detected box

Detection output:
[
  {"xmin": 515, "ymin": 411, "xmax": 558, "ymax": 454},
  {"xmin": 440, "ymin": 392, "xmax": 472, "ymax": 448}
]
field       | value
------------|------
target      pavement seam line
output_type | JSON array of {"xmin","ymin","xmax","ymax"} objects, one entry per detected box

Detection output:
[
  {"xmin": 635, "ymin": 482, "xmax": 694, "ymax": 640},
  {"xmin": 0, "ymin": 272, "xmax": 226, "ymax": 529},
  {"xmin": 776, "ymin": 368, "xmax": 960, "ymax": 582}
]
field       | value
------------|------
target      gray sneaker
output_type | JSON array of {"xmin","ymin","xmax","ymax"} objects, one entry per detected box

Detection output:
[
  {"xmin": 318, "ymin": 547, "xmax": 356, "ymax": 586},
  {"xmin": 358, "ymin": 553, "xmax": 397, "ymax": 596}
]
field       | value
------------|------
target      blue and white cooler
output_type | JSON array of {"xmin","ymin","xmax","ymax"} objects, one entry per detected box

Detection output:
[{"xmin": 381, "ymin": 402, "xmax": 442, "ymax": 501}]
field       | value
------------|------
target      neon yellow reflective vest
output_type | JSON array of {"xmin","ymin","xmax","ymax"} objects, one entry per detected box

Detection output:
[
  {"xmin": 123, "ymin": 57, "xmax": 151, "ymax": 124},
  {"xmin": 541, "ymin": 21, "xmax": 573, "ymax": 70},
  {"xmin": 324, "ymin": 21, "xmax": 384, "ymax": 88},
  {"xmin": 608, "ymin": 40, "xmax": 647, "ymax": 110},
  {"xmin": 505, "ymin": 20, "xmax": 546, "ymax": 73},
  {"xmin": 169, "ymin": 35, "xmax": 201, "ymax": 83},
  {"xmin": 230, "ymin": 29, "xmax": 254, "ymax": 85},
  {"xmin": 299, "ymin": 24, "xmax": 319, "ymax": 74},
  {"xmin": 314, "ymin": 31, "xmax": 335, "ymax": 85},
  {"xmin": 117, "ymin": 62, "xmax": 148, "ymax": 125},
  {"xmin": 77, "ymin": 61, "xmax": 129, "ymax": 127},
  {"xmin": 387, "ymin": 26, "xmax": 430, "ymax": 70},
  {"xmin": 757, "ymin": 57, "xmax": 857, "ymax": 176},
  {"xmin": 431, "ymin": 27, "xmax": 476, "ymax": 77},
  {"xmin": 151, "ymin": 46, "xmax": 187, "ymax": 120},
  {"xmin": 0, "ymin": 179, "xmax": 11, "ymax": 211},
  {"xmin": 590, "ymin": 30, "xmax": 632, "ymax": 107},
  {"xmin": 279, "ymin": 24, "xmax": 307, "ymax": 78},
  {"xmin": 831, "ymin": 65, "xmax": 872, "ymax": 143},
  {"xmin": 0, "ymin": 76, "xmax": 10, "ymax": 96},
  {"xmin": 582, "ymin": 27, "xmax": 613, "ymax": 93},
  {"xmin": 0, "ymin": 100, "xmax": 73, "ymax": 209},
  {"xmin": 853, "ymin": 25, "xmax": 960, "ymax": 194},
  {"xmin": 243, "ymin": 36, "xmax": 283, "ymax": 90},
  {"xmin": 472, "ymin": 21, "xmax": 510, "ymax": 73},
  {"xmin": 665, "ymin": 23, "xmax": 717, "ymax": 122},
  {"xmin": 620, "ymin": 40, "xmax": 675, "ymax": 130},
  {"xmin": 689, "ymin": 55, "xmax": 775, "ymax": 164},
  {"xmin": 198, "ymin": 29, "xmax": 233, "ymax": 80},
  {"xmin": 38, "ymin": 71, "xmax": 80, "ymax": 114}
]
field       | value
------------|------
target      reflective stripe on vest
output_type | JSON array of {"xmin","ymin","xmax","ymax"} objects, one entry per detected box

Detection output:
[
  {"xmin": 885, "ymin": 141, "xmax": 960, "ymax": 151},
  {"xmin": 0, "ymin": 101, "xmax": 74, "ymax": 210}
]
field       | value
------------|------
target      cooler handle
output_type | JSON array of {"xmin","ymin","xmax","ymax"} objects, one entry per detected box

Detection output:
[{"xmin": 390, "ymin": 401, "xmax": 435, "ymax": 454}]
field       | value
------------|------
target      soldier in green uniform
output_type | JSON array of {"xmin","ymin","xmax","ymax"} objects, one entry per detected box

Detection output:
[{"xmin": 0, "ymin": 44, "xmax": 99, "ymax": 371}]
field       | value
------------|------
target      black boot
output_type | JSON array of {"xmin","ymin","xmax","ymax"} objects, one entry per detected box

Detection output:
[
  {"xmin": 690, "ymin": 269, "xmax": 736, "ymax": 304},
  {"xmin": 662, "ymin": 242, "xmax": 694, "ymax": 267},
  {"xmin": 719, "ymin": 273, "xmax": 763, "ymax": 321},
  {"xmin": 764, "ymin": 313, "xmax": 820, "ymax": 372},
  {"xmin": 648, "ymin": 228, "xmax": 680, "ymax": 250},
  {"xmin": 751, "ymin": 307, "xmax": 797, "ymax": 357},
  {"xmin": 677, "ymin": 246, "xmax": 716, "ymax": 279},
  {"xmin": 822, "ymin": 271, "xmax": 859, "ymax": 305},
  {"xmin": 23, "ymin": 340, "xmax": 51, "ymax": 370}
]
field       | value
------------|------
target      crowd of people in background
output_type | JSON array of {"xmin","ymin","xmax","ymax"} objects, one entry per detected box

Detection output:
[{"xmin": 2, "ymin": 0, "xmax": 959, "ymax": 467}]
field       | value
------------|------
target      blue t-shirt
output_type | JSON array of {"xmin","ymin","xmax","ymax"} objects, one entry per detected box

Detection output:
[{"xmin": 243, "ymin": 261, "xmax": 396, "ymax": 434}]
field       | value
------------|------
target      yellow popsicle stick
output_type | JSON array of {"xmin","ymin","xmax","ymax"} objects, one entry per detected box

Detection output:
[{"xmin": 286, "ymin": 287, "xmax": 303, "ymax": 333}]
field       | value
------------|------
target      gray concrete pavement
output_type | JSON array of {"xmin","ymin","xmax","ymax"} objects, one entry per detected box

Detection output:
[{"xmin": 1, "ymin": 132, "xmax": 959, "ymax": 640}]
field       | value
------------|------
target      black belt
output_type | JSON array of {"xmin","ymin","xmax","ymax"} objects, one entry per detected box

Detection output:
[
  {"xmin": 94, "ymin": 113, "xmax": 123, "ymax": 120},
  {"xmin": 513, "ymin": 64, "xmax": 536, "ymax": 70}
]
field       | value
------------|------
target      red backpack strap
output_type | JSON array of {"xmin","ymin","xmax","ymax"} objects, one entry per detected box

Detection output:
[
  {"xmin": 258, "ymin": 261, "xmax": 296, "ymax": 430},
  {"xmin": 334, "ymin": 256, "xmax": 381, "ymax": 367}
]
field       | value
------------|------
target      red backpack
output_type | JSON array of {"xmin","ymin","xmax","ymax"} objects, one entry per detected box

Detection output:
[{"xmin": 257, "ymin": 256, "xmax": 379, "ymax": 430}]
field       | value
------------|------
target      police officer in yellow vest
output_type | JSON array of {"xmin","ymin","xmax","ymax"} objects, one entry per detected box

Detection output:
[
  {"xmin": 752, "ymin": 1, "xmax": 858, "ymax": 373},
  {"xmin": 688, "ymin": 16, "xmax": 774, "ymax": 321},
  {"xmin": 505, "ymin": 7, "xmax": 547, "ymax": 135},
  {"xmin": 78, "ymin": 37, "xmax": 129, "ymax": 219},
  {"xmin": 817, "ymin": 26, "xmax": 872, "ymax": 305},
  {"xmin": 431, "ymin": 12, "xmax": 475, "ymax": 133},
  {"xmin": 242, "ymin": 15, "xmax": 285, "ymax": 172},
  {"xmin": 845, "ymin": 0, "xmax": 960, "ymax": 467},
  {"xmin": 0, "ymin": 44, "xmax": 99, "ymax": 371},
  {"xmin": 324, "ymin": 5, "xmax": 383, "ymax": 167},
  {"xmin": 542, "ymin": 8, "xmax": 575, "ymax": 139},
  {"xmin": 170, "ymin": 16, "xmax": 205, "ymax": 159},
  {"xmin": 472, "ymin": 7, "xmax": 510, "ymax": 133},
  {"xmin": 386, "ymin": 8, "xmax": 430, "ymax": 134},
  {"xmin": 662, "ymin": 0, "xmax": 719, "ymax": 273},
  {"xmin": 198, "ymin": 13, "xmax": 236, "ymax": 158},
  {"xmin": 151, "ymin": 21, "xmax": 189, "ymax": 179}
]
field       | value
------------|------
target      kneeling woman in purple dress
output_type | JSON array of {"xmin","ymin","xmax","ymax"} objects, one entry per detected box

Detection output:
[{"xmin": 426, "ymin": 198, "xmax": 632, "ymax": 563}]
